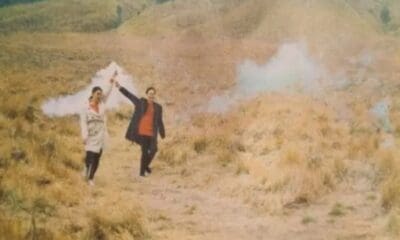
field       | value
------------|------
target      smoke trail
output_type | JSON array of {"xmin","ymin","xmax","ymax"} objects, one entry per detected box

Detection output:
[
  {"xmin": 237, "ymin": 43, "xmax": 324, "ymax": 94},
  {"xmin": 370, "ymin": 97, "xmax": 393, "ymax": 133},
  {"xmin": 41, "ymin": 62, "xmax": 137, "ymax": 117},
  {"xmin": 208, "ymin": 92, "xmax": 239, "ymax": 113},
  {"xmin": 208, "ymin": 43, "xmax": 325, "ymax": 112}
]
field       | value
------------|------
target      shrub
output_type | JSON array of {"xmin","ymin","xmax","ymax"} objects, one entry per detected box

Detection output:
[
  {"xmin": 86, "ymin": 208, "xmax": 150, "ymax": 240},
  {"xmin": 158, "ymin": 146, "xmax": 188, "ymax": 166},
  {"xmin": 216, "ymin": 149, "xmax": 235, "ymax": 167},
  {"xmin": 155, "ymin": 0, "xmax": 171, "ymax": 4},
  {"xmin": 0, "ymin": 216, "xmax": 27, "ymax": 240},
  {"xmin": 301, "ymin": 215, "xmax": 315, "ymax": 225},
  {"xmin": 387, "ymin": 210, "xmax": 400, "ymax": 236},
  {"xmin": 381, "ymin": 174, "xmax": 400, "ymax": 210},
  {"xmin": 381, "ymin": 5, "xmax": 391, "ymax": 25},
  {"xmin": 193, "ymin": 137, "xmax": 208, "ymax": 154},
  {"xmin": 329, "ymin": 202, "xmax": 346, "ymax": 217},
  {"xmin": 0, "ymin": 0, "xmax": 43, "ymax": 8}
]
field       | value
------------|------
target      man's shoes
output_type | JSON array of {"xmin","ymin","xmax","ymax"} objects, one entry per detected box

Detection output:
[{"xmin": 145, "ymin": 167, "xmax": 152, "ymax": 174}]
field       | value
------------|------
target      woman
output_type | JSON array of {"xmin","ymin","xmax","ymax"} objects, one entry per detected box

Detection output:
[
  {"xmin": 80, "ymin": 72, "xmax": 115, "ymax": 186},
  {"xmin": 114, "ymin": 81, "xmax": 165, "ymax": 177}
]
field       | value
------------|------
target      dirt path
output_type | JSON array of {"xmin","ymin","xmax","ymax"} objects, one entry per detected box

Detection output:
[
  {"xmin": 90, "ymin": 135, "xmax": 272, "ymax": 239},
  {"xmin": 85, "ymin": 128, "xmax": 390, "ymax": 240}
]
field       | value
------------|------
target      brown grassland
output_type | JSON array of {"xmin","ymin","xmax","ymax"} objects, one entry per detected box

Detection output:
[{"xmin": 1, "ymin": 0, "xmax": 400, "ymax": 239}]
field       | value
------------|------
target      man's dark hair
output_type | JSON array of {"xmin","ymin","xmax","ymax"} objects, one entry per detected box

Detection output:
[
  {"xmin": 92, "ymin": 86, "xmax": 102, "ymax": 94},
  {"xmin": 146, "ymin": 87, "xmax": 156, "ymax": 94}
]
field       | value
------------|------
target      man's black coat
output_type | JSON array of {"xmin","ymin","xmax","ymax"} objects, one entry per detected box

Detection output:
[{"xmin": 119, "ymin": 87, "xmax": 165, "ymax": 144}]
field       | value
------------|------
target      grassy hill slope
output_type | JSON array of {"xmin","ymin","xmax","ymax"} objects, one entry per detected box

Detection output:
[{"xmin": 0, "ymin": 0, "xmax": 152, "ymax": 33}]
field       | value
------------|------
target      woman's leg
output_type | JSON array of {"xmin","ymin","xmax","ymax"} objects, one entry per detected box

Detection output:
[
  {"xmin": 88, "ymin": 150, "xmax": 102, "ymax": 180},
  {"xmin": 85, "ymin": 151, "xmax": 95, "ymax": 179}
]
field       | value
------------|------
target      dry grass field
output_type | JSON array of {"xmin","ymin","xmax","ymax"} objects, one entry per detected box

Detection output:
[{"xmin": 1, "ymin": 0, "xmax": 400, "ymax": 239}]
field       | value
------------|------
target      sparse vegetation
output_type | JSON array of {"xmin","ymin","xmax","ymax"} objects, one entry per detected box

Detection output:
[
  {"xmin": 193, "ymin": 137, "xmax": 208, "ymax": 154},
  {"xmin": 301, "ymin": 215, "xmax": 315, "ymax": 225},
  {"xmin": 381, "ymin": 5, "xmax": 391, "ymax": 25},
  {"xmin": 0, "ymin": 4, "xmax": 151, "ymax": 236},
  {"xmin": 381, "ymin": 173, "xmax": 400, "ymax": 210},
  {"xmin": 329, "ymin": 203, "xmax": 346, "ymax": 217},
  {"xmin": 216, "ymin": 149, "xmax": 235, "ymax": 167},
  {"xmin": 155, "ymin": 0, "xmax": 171, "ymax": 4},
  {"xmin": 0, "ymin": 0, "xmax": 153, "ymax": 33},
  {"xmin": 235, "ymin": 160, "xmax": 249, "ymax": 175},
  {"xmin": 86, "ymin": 208, "xmax": 150, "ymax": 240},
  {"xmin": 387, "ymin": 210, "xmax": 400, "ymax": 236},
  {"xmin": 0, "ymin": 0, "xmax": 43, "ymax": 8}
]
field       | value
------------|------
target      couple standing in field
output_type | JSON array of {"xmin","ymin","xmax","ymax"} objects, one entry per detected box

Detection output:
[{"xmin": 80, "ymin": 71, "xmax": 165, "ymax": 186}]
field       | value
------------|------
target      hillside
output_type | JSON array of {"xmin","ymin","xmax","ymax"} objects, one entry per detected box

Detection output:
[
  {"xmin": 1, "ymin": 0, "xmax": 400, "ymax": 239},
  {"xmin": 0, "ymin": 0, "xmax": 152, "ymax": 33}
]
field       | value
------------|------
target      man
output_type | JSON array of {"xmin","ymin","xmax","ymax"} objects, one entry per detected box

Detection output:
[{"xmin": 115, "ymin": 81, "xmax": 165, "ymax": 177}]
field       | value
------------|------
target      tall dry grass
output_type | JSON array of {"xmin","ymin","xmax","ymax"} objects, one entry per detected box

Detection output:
[
  {"xmin": 0, "ymin": 24, "xmax": 151, "ymax": 238},
  {"xmin": 154, "ymin": 95, "xmax": 357, "ymax": 211},
  {"xmin": 85, "ymin": 205, "xmax": 150, "ymax": 240},
  {"xmin": 174, "ymin": 94, "xmax": 382, "ymax": 213},
  {"xmin": 230, "ymin": 95, "xmax": 350, "ymax": 205}
]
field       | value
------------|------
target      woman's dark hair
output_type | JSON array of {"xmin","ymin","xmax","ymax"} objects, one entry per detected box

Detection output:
[
  {"xmin": 89, "ymin": 86, "xmax": 102, "ymax": 100},
  {"xmin": 146, "ymin": 87, "xmax": 156, "ymax": 94}
]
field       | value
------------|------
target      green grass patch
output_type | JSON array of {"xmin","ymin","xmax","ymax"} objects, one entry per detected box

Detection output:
[{"xmin": 329, "ymin": 202, "xmax": 346, "ymax": 217}]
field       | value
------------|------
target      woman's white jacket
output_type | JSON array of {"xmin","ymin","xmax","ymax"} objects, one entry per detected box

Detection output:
[{"xmin": 80, "ymin": 83, "xmax": 112, "ymax": 153}]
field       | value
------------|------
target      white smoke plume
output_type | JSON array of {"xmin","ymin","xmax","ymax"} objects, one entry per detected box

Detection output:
[
  {"xmin": 208, "ymin": 43, "xmax": 325, "ymax": 112},
  {"xmin": 370, "ymin": 97, "xmax": 393, "ymax": 133},
  {"xmin": 41, "ymin": 62, "xmax": 137, "ymax": 117}
]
